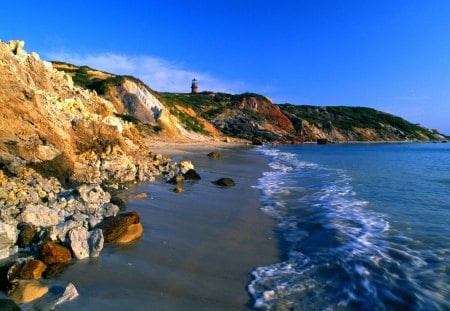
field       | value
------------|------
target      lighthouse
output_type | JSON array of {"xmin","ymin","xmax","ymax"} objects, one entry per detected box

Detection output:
[{"xmin": 191, "ymin": 78, "xmax": 198, "ymax": 94}]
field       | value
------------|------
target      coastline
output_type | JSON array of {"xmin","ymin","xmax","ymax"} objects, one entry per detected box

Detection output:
[{"xmin": 50, "ymin": 143, "xmax": 279, "ymax": 310}]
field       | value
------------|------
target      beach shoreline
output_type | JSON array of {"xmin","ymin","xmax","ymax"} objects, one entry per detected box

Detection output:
[{"xmin": 51, "ymin": 142, "xmax": 279, "ymax": 310}]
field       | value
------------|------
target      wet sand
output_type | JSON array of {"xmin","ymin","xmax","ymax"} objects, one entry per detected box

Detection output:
[{"xmin": 54, "ymin": 145, "xmax": 279, "ymax": 310}]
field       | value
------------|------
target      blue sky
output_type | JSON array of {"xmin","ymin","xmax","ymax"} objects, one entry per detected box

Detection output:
[{"xmin": 2, "ymin": 1, "xmax": 450, "ymax": 133}]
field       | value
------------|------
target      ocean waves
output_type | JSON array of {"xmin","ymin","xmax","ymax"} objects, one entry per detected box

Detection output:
[{"xmin": 249, "ymin": 146, "xmax": 449, "ymax": 310}]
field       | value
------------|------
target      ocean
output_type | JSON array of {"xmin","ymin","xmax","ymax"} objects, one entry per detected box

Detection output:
[{"xmin": 248, "ymin": 143, "xmax": 450, "ymax": 310}]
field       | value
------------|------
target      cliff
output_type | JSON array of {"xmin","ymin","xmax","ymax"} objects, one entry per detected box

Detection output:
[
  {"xmin": 0, "ymin": 40, "xmax": 169, "ymax": 185},
  {"xmin": 158, "ymin": 92, "xmax": 446, "ymax": 143}
]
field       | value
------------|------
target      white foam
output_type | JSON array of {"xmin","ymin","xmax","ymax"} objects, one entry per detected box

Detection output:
[{"xmin": 248, "ymin": 146, "xmax": 445, "ymax": 310}]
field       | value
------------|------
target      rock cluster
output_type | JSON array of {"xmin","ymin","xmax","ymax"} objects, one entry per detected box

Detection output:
[{"xmin": 0, "ymin": 163, "xmax": 154, "ymax": 307}]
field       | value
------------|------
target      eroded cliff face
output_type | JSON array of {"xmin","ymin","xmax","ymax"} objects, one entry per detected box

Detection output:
[
  {"xmin": 211, "ymin": 94, "xmax": 299, "ymax": 143},
  {"xmin": 0, "ymin": 40, "xmax": 165, "ymax": 184}
]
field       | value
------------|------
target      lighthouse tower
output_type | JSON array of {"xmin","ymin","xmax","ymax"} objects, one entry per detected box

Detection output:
[{"xmin": 191, "ymin": 78, "xmax": 198, "ymax": 94}]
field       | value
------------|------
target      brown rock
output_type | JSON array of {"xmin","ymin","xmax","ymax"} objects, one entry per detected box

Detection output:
[
  {"xmin": 39, "ymin": 242, "xmax": 72, "ymax": 265},
  {"xmin": 17, "ymin": 224, "xmax": 38, "ymax": 247},
  {"xmin": 97, "ymin": 212, "xmax": 143, "ymax": 243},
  {"xmin": 207, "ymin": 151, "xmax": 223, "ymax": 159},
  {"xmin": 115, "ymin": 223, "xmax": 143, "ymax": 243},
  {"xmin": 173, "ymin": 186, "xmax": 183, "ymax": 193},
  {"xmin": 18, "ymin": 260, "xmax": 47, "ymax": 280},
  {"xmin": 9, "ymin": 279, "xmax": 49, "ymax": 304},
  {"xmin": 134, "ymin": 192, "xmax": 147, "ymax": 199}
]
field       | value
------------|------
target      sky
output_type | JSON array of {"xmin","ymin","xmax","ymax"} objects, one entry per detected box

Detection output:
[{"xmin": 2, "ymin": 0, "xmax": 450, "ymax": 134}]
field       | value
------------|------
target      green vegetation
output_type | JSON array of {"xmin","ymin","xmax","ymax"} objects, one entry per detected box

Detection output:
[
  {"xmin": 52, "ymin": 63, "xmax": 125, "ymax": 95},
  {"xmin": 70, "ymin": 67, "xmax": 125, "ymax": 95}
]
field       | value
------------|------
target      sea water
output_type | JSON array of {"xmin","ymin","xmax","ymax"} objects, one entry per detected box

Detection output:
[{"xmin": 249, "ymin": 143, "xmax": 450, "ymax": 310}]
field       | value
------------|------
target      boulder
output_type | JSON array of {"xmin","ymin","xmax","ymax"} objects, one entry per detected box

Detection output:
[
  {"xmin": 77, "ymin": 184, "xmax": 111, "ymax": 213},
  {"xmin": 183, "ymin": 169, "xmax": 201, "ymax": 181},
  {"xmin": 39, "ymin": 242, "xmax": 72, "ymax": 265},
  {"xmin": 215, "ymin": 178, "xmax": 236, "ymax": 187},
  {"xmin": 207, "ymin": 151, "xmax": 223, "ymax": 159},
  {"xmin": 100, "ymin": 203, "xmax": 120, "ymax": 218},
  {"xmin": 18, "ymin": 259, "xmax": 47, "ymax": 280},
  {"xmin": 178, "ymin": 161, "xmax": 194, "ymax": 174},
  {"xmin": 49, "ymin": 220, "xmax": 80, "ymax": 243},
  {"xmin": 88, "ymin": 229, "xmax": 104, "ymax": 257},
  {"xmin": 68, "ymin": 227, "xmax": 90, "ymax": 260},
  {"xmin": 17, "ymin": 224, "xmax": 38, "ymax": 248},
  {"xmin": 0, "ymin": 221, "xmax": 19, "ymax": 260},
  {"xmin": 8, "ymin": 279, "xmax": 49, "ymax": 304},
  {"xmin": 97, "ymin": 212, "xmax": 143, "ymax": 243},
  {"xmin": 19, "ymin": 204, "xmax": 60, "ymax": 227}
]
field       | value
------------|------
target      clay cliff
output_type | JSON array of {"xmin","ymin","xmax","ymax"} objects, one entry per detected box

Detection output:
[{"xmin": 0, "ymin": 40, "xmax": 168, "ymax": 185}]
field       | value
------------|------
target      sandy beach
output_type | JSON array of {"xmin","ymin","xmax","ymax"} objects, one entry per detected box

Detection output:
[{"xmin": 51, "ymin": 143, "xmax": 279, "ymax": 310}]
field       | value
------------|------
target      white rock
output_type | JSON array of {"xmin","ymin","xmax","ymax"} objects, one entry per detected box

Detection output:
[
  {"xmin": 102, "ymin": 115, "xmax": 123, "ymax": 133},
  {"xmin": 87, "ymin": 216, "xmax": 101, "ymax": 230},
  {"xmin": 49, "ymin": 220, "xmax": 79, "ymax": 242},
  {"xmin": 78, "ymin": 184, "xmax": 110, "ymax": 206},
  {"xmin": 33, "ymin": 283, "xmax": 79, "ymax": 310},
  {"xmin": 101, "ymin": 203, "xmax": 119, "ymax": 218},
  {"xmin": 20, "ymin": 204, "xmax": 60, "ymax": 227},
  {"xmin": 68, "ymin": 227, "xmax": 90, "ymax": 259},
  {"xmin": 88, "ymin": 229, "xmax": 104, "ymax": 257}
]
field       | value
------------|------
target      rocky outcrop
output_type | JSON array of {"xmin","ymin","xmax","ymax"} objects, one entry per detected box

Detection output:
[{"xmin": 0, "ymin": 40, "xmax": 172, "ymax": 185}]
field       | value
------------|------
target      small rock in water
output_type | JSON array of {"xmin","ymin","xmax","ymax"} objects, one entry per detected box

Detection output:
[
  {"xmin": 134, "ymin": 192, "xmax": 147, "ymax": 199},
  {"xmin": 207, "ymin": 151, "xmax": 223, "ymax": 159},
  {"xmin": 173, "ymin": 186, "xmax": 183, "ymax": 193},
  {"xmin": 183, "ymin": 169, "xmax": 201, "ymax": 181},
  {"xmin": 214, "ymin": 178, "xmax": 236, "ymax": 187}
]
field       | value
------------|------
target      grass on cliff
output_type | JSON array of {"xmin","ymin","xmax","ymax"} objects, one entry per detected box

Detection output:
[{"xmin": 69, "ymin": 67, "xmax": 125, "ymax": 95}]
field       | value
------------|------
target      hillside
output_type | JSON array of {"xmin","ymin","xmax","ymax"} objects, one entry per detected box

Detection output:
[
  {"xmin": 158, "ymin": 93, "xmax": 446, "ymax": 143},
  {"xmin": 50, "ymin": 53, "xmax": 447, "ymax": 144}
]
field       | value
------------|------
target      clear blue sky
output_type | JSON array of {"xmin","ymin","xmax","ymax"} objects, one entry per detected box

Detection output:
[{"xmin": 2, "ymin": 1, "xmax": 450, "ymax": 134}]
